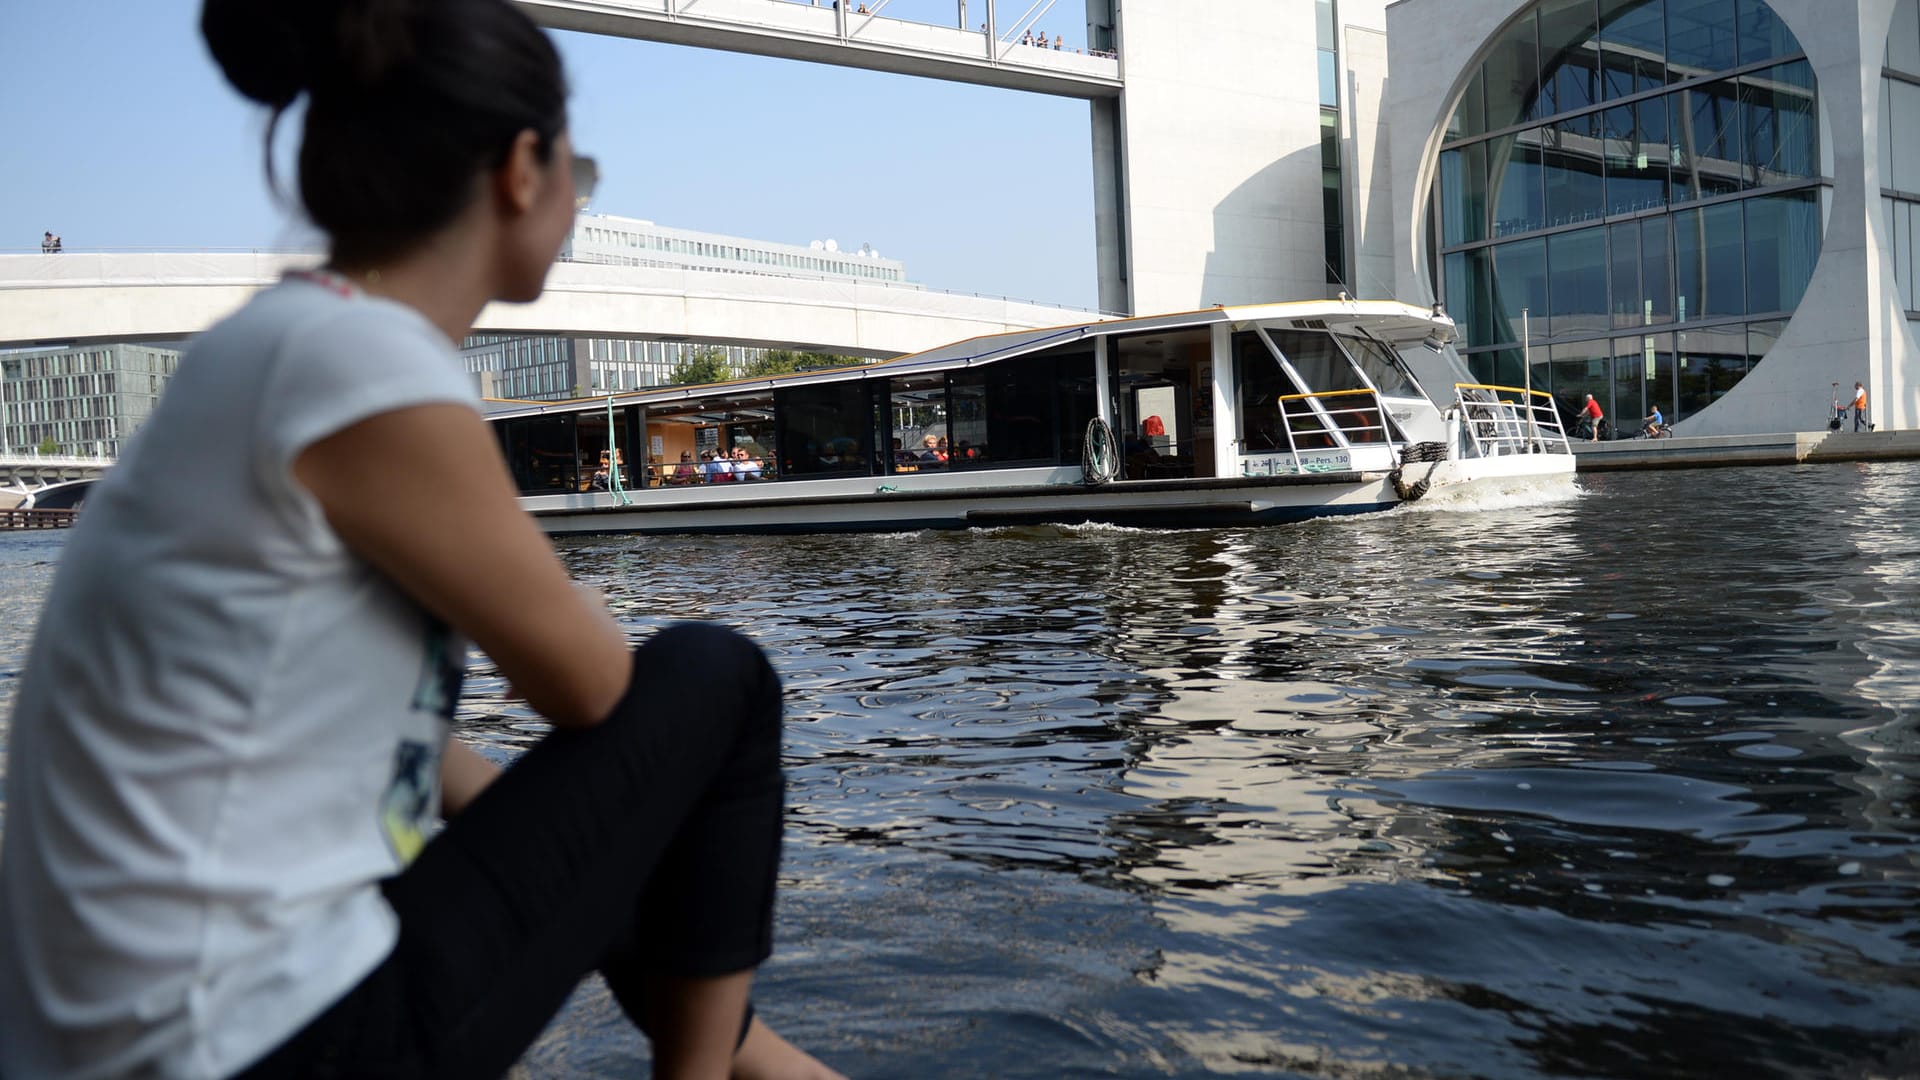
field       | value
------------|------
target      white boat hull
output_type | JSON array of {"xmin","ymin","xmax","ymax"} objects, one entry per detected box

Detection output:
[{"xmin": 522, "ymin": 454, "xmax": 1575, "ymax": 535}]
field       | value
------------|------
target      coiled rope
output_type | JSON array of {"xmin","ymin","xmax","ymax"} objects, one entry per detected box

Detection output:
[
  {"xmin": 1082, "ymin": 417, "xmax": 1119, "ymax": 486},
  {"xmin": 1390, "ymin": 440, "xmax": 1448, "ymax": 503}
]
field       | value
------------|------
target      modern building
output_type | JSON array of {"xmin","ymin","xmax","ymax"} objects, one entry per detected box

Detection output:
[
  {"xmin": 1375, "ymin": 0, "xmax": 1920, "ymax": 433},
  {"xmin": 1103, "ymin": 0, "xmax": 1915, "ymax": 434},
  {"xmin": 1092, "ymin": 0, "xmax": 1399, "ymax": 315},
  {"xmin": 0, "ymin": 343, "xmax": 181, "ymax": 458},
  {"xmin": 514, "ymin": 0, "xmax": 1913, "ymax": 434},
  {"xmin": 566, "ymin": 212, "xmax": 909, "ymax": 284},
  {"xmin": 464, "ymin": 212, "xmax": 911, "ymax": 401},
  {"xmin": 464, "ymin": 334, "xmax": 771, "ymax": 400}
]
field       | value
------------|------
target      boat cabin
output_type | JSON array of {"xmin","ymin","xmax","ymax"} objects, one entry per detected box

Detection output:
[{"xmin": 485, "ymin": 301, "xmax": 1486, "ymax": 505}]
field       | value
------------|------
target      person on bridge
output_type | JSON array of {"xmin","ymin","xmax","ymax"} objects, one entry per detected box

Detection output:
[{"xmin": 0, "ymin": 2, "xmax": 842, "ymax": 1079}]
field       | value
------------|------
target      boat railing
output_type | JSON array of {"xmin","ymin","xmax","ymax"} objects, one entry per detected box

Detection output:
[
  {"xmin": 1248, "ymin": 388, "xmax": 1392, "ymax": 471},
  {"xmin": 1452, "ymin": 384, "xmax": 1571, "ymax": 457}
]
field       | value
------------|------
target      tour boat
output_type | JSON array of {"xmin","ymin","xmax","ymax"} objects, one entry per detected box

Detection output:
[{"xmin": 487, "ymin": 300, "xmax": 1576, "ymax": 535}]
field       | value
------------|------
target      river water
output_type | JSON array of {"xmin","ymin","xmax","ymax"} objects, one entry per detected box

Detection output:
[{"xmin": 2, "ymin": 463, "xmax": 1917, "ymax": 1078}]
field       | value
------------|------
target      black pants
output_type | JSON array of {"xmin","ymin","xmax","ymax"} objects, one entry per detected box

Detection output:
[{"xmin": 237, "ymin": 623, "xmax": 785, "ymax": 1079}]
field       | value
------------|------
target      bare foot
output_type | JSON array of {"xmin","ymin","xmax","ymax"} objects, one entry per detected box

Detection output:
[{"xmin": 731, "ymin": 1015, "xmax": 845, "ymax": 1080}]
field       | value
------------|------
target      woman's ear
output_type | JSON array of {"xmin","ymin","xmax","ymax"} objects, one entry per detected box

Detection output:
[{"xmin": 495, "ymin": 129, "xmax": 546, "ymax": 215}]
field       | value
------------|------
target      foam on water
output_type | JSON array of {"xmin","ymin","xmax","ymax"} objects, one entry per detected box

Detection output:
[{"xmin": 1398, "ymin": 472, "xmax": 1584, "ymax": 514}]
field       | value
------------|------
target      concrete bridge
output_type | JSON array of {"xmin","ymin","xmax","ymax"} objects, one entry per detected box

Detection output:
[
  {"xmin": 0, "ymin": 455, "xmax": 111, "ymax": 510},
  {"xmin": 0, "ymin": 453, "xmax": 111, "ymax": 487},
  {"xmin": 0, "ymin": 253, "xmax": 1098, "ymax": 355}
]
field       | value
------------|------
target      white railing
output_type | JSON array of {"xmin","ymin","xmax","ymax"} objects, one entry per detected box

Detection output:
[
  {"xmin": 0, "ymin": 451, "xmax": 115, "ymax": 468},
  {"xmin": 1453, "ymin": 384, "xmax": 1571, "ymax": 457}
]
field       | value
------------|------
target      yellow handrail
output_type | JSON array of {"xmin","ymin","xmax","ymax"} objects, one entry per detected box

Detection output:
[
  {"xmin": 1455, "ymin": 382, "xmax": 1554, "ymax": 400},
  {"xmin": 1275, "ymin": 388, "xmax": 1381, "ymax": 403}
]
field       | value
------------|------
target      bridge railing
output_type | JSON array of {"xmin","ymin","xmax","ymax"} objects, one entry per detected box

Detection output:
[
  {"xmin": 516, "ymin": 0, "xmax": 1119, "ymax": 77},
  {"xmin": 0, "ymin": 452, "xmax": 116, "ymax": 468},
  {"xmin": 0, "ymin": 250, "xmax": 1121, "ymax": 322}
]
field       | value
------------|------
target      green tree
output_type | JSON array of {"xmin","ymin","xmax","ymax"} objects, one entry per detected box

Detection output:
[
  {"xmin": 668, "ymin": 346, "xmax": 732, "ymax": 386},
  {"xmin": 741, "ymin": 349, "xmax": 867, "ymax": 378},
  {"xmin": 36, "ymin": 437, "xmax": 59, "ymax": 456}
]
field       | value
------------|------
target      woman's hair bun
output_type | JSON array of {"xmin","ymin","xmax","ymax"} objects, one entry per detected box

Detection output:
[{"xmin": 201, "ymin": 0, "xmax": 420, "ymax": 108}]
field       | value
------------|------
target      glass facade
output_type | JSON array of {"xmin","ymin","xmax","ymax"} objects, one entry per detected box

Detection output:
[
  {"xmin": 0, "ymin": 344, "xmax": 180, "ymax": 457},
  {"xmin": 1883, "ymin": 0, "xmax": 1920, "ymax": 318},
  {"xmin": 1434, "ymin": 0, "xmax": 1823, "ymax": 428},
  {"xmin": 1320, "ymin": 0, "xmax": 1349, "ymax": 288},
  {"xmin": 462, "ymin": 334, "xmax": 782, "ymax": 402}
]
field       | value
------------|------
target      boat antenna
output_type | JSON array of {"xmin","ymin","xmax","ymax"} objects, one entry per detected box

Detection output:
[{"xmin": 1326, "ymin": 255, "xmax": 1355, "ymax": 302}]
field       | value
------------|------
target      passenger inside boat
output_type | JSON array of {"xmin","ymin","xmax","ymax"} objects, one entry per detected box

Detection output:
[{"xmin": 1122, "ymin": 423, "xmax": 1163, "ymax": 479}]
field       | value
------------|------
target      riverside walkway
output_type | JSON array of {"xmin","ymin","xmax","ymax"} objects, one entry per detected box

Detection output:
[{"xmin": 1570, "ymin": 429, "xmax": 1920, "ymax": 470}]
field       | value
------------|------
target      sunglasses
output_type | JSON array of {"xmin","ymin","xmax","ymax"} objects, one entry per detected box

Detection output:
[{"xmin": 572, "ymin": 153, "xmax": 599, "ymax": 208}]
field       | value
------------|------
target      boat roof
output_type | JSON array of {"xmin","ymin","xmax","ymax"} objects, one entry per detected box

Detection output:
[{"xmin": 482, "ymin": 298, "xmax": 1451, "ymax": 420}]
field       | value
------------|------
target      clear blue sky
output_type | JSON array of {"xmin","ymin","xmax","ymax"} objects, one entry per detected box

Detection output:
[{"xmin": 0, "ymin": 1, "xmax": 1099, "ymax": 310}]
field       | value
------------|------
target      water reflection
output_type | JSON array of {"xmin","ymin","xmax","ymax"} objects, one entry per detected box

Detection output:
[
  {"xmin": 536, "ymin": 470, "xmax": 1917, "ymax": 1076},
  {"xmin": 1, "ymin": 466, "xmax": 1917, "ymax": 1077}
]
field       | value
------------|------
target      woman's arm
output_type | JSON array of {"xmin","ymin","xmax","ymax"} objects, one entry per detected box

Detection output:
[{"xmin": 293, "ymin": 403, "xmax": 630, "ymax": 728}]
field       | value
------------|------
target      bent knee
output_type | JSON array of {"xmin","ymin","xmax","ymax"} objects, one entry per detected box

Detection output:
[
  {"xmin": 631, "ymin": 622, "xmax": 782, "ymax": 735},
  {"xmin": 646, "ymin": 621, "xmax": 769, "ymax": 679}
]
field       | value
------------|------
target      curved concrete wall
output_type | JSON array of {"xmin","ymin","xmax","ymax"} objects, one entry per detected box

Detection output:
[
  {"xmin": 0, "ymin": 254, "xmax": 1095, "ymax": 357},
  {"xmin": 1385, "ymin": 0, "xmax": 1920, "ymax": 434}
]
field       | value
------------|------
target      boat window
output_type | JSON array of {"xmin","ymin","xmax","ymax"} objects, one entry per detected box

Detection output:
[
  {"xmin": 949, "ymin": 355, "xmax": 1058, "ymax": 468},
  {"xmin": 1266, "ymin": 329, "xmax": 1368, "ymax": 394},
  {"xmin": 948, "ymin": 373, "xmax": 991, "ymax": 465},
  {"xmin": 498, "ymin": 414, "xmax": 578, "ymax": 495},
  {"xmin": 574, "ymin": 412, "xmax": 619, "ymax": 492},
  {"xmin": 1055, "ymin": 353, "xmax": 1097, "ymax": 463},
  {"xmin": 643, "ymin": 396, "xmax": 778, "ymax": 486},
  {"xmin": 1111, "ymin": 328, "xmax": 1210, "ymax": 479},
  {"xmin": 724, "ymin": 406, "xmax": 776, "ymax": 480},
  {"xmin": 1339, "ymin": 336, "xmax": 1423, "ymax": 398},
  {"xmin": 885, "ymin": 374, "xmax": 950, "ymax": 471},
  {"xmin": 776, "ymin": 381, "xmax": 872, "ymax": 480},
  {"xmin": 1233, "ymin": 331, "xmax": 1320, "ymax": 453},
  {"xmin": 1265, "ymin": 328, "xmax": 1387, "ymax": 445}
]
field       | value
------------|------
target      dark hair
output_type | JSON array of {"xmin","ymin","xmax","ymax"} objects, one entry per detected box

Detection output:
[{"xmin": 201, "ymin": 0, "xmax": 567, "ymax": 264}]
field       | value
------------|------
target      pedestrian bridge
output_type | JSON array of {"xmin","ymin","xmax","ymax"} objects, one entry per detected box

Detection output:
[
  {"xmin": 516, "ymin": 0, "xmax": 1121, "ymax": 99},
  {"xmin": 0, "ymin": 253, "xmax": 1097, "ymax": 356}
]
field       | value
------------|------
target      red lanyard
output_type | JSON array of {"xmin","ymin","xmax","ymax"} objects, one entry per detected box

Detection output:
[{"xmin": 286, "ymin": 268, "xmax": 358, "ymax": 298}]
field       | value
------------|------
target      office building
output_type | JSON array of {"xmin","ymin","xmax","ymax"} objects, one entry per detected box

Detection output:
[
  {"xmin": 463, "ymin": 212, "xmax": 910, "ymax": 401},
  {"xmin": 0, "ymin": 343, "xmax": 181, "ymax": 458}
]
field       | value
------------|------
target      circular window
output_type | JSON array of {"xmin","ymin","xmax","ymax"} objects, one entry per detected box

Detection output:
[{"xmin": 1429, "ymin": 0, "xmax": 1821, "ymax": 426}]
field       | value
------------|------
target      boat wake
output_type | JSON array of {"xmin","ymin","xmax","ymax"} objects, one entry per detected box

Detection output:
[{"xmin": 1399, "ymin": 474, "xmax": 1583, "ymax": 514}]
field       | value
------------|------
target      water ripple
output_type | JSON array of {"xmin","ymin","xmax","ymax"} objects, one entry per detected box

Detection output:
[{"xmin": 3, "ymin": 464, "xmax": 1919, "ymax": 1077}]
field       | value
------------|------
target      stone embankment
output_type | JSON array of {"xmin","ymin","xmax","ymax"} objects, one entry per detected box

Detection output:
[{"xmin": 1571, "ymin": 429, "xmax": 1920, "ymax": 471}]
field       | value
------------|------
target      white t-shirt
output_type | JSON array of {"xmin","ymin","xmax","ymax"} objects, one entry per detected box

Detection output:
[{"xmin": 0, "ymin": 274, "xmax": 477, "ymax": 1079}]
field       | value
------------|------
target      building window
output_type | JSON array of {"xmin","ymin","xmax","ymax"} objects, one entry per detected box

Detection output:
[
  {"xmin": 1319, "ymin": 0, "xmax": 1348, "ymax": 288},
  {"xmin": 1434, "ymin": 0, "xmax": 1822, "ymax": 423}
]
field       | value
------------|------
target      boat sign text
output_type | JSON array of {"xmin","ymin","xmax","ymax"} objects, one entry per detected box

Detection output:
[{"xmin": 1241, "ymin": 450, "xmax": 1353, "ymax": 476}]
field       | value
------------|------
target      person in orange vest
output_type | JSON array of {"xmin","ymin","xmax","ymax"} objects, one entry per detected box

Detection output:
[{"xmin": 1850, "ymin": 381, "xmax": 1871, "ymax": 432}]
